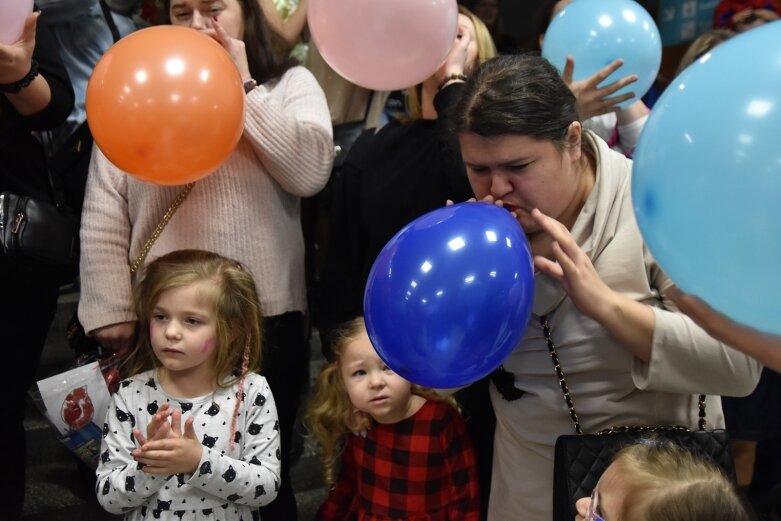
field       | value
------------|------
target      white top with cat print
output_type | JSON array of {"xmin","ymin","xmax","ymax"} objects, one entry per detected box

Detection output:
[{"xmin": 96, "ymin": 370, "xmax": 280, "ymax": 520}]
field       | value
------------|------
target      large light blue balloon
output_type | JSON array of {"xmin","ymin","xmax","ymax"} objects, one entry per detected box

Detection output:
[
  {"xmin": 364, "ymin": 202, "xmax": 535, "ymax": 388},
  {"xmin": 632, "ymin": 22, "xmax": 781, "ymax": 335},
  {"xmin": 542, "ymin": 0, "xmax": 661, "ymax": 108}
]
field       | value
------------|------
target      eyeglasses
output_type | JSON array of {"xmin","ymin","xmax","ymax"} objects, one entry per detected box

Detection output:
[{"xmin": 586, "ymin": 487, "xmax": 606, "ymax": 521}]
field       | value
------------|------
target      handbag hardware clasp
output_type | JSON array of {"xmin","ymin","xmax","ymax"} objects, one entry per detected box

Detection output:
[{"xmin": 11, "ymin": 213, "xmax": 24, "ymax": 234}]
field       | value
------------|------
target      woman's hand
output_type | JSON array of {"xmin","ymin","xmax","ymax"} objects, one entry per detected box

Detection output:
[
  {"xmin": 438, "ymin": 23, "xmax": 472, "ymax": 84},
  {"xmin": 531, "ymin": 208, "xmax": 655, "ymax": 360},
  {"xmin": 209, "ymin": 17, "xmax": 251, "ymax": 81},
  {"xmin": 530, "ymin": 208, "xmax": 615, "ymax": 317},
  {"xmin": 563, "ymin": 56, "xmax": 637, "ymax": 120},
  {"xmin": 133, "ymin": 412, "xmax": 203, "ymax": 475},
  {"xmin": 0, "ymin": 12, "xmax": 39, "ymax": 85},
  {"xmin": 92, "ymin": 321, "xmax": 137, "ymax": 354}
]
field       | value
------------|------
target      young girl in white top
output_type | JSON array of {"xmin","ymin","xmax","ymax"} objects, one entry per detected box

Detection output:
[{"xmin": 96, "ymin": 250, "xmax": 280, "ymax": 520}]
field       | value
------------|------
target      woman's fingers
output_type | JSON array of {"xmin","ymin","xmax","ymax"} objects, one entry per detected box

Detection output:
[{"xmin": 531, "ymin": 209, "xmax": 578, "ymax": 256}]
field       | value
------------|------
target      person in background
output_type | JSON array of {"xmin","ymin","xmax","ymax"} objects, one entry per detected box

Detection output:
[
  {"xmin": 669, "ymin": 287, "xmax": 781, "ymax": 519},
  {"xmin": 468, "ymin": 0, "xmax": 518, "ymax": 53},
  {"xmin": 448, "ymin": 53, "xmax": 761, "ymax": 521},
  {"xmin": 37, "ymin": 0, "xmax": 138, "ymax": 150},
  {"xmin": 575, "ymin": 441, "xmax": 750, "ymax": 521},
  {"xmin": 306, "ymin": 317, "xmax": 480, "ymax": 520},
  {"xmin": 674, "ymin": 28, "xmax": 735, "ymax": 77},
  {"xmin": 713, "ymin": 0, "xmax": 780, "ymax": 32},
  {"xmin": 534, "ymin": 0, "xmax": 650, "ymax": 157},
  {"xmin": 77, "ymin": 1, "xmax": 333, "ymax": 518},
  {"xmin": 0, "ymin": 10, "xmax": 75, "ymax": 520}
]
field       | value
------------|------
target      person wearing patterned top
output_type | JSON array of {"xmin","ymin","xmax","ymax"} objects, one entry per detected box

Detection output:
[
  {"xmin": 306, "ymin": 318, "xmax": 480, "ymax": 520},
  {"xmin": 96, "ymin": 250, "xmax": 281, "ymax": 520}
]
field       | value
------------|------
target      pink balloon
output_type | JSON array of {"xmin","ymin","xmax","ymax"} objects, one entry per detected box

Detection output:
[
  {"xmin": 308, "ymin": 0, "xmax": 458, "ymax": 91},
  {"xmin": 0, "ymin": 0, "xmax": 34, "ymax": 45}
]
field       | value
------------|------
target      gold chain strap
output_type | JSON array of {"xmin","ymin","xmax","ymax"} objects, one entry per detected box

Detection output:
[
  {"xmin": 129, "ymin": 183, "xmax": 194, "ymax": 276},
  {"xmin": 540, "ymin": 315, "xmax": 708, "ymax": 435}
]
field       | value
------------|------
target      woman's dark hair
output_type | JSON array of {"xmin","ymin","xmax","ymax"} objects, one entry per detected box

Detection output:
[
  {"xmin": 162, "ymin": 0, "xmax": 296, "ymax": 84},
  {"xmin": 449, "ymin": 53, "xmax": 579, "ymax": 147}
]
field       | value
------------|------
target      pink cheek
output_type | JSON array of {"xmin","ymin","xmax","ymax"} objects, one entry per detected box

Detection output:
[{"xmin": 200, "ymin": 339, "xmax": 212, "ymax": 354}]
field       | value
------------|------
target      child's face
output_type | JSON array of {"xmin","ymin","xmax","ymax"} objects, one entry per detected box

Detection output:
[
  {"xmin": 150, "ymin": 282, "xmax": 219, "ymax": 382},
  {"xmin": 575, "ymin": 462, "xmax": 627, "ymax": 521},
  {"xmin": 340, "ymin": 332, "xmax": 418, "ymax": 424}
]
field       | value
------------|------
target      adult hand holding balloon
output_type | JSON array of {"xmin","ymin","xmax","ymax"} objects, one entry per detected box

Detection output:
[
  {"xmin": 542, "ymin": 0, "xmax": 661, "ymax": 108},
  {"xmin": 364, "ymin": 202, "xmax": 535, "ymax": 388},
  {"xmin": 307, "ymin": 0, "xmax": 458, "ymax": 91},
  {"xmin": 86, "ymin": 26, "xmax": 244, "ymax": 185},
  {"xmin": 0, "ymin": 0, "xmax": 33, "ymax": 45},
  {"xmin": 632, "ymin": 22, "xmax": 781, "ymax": 335}
]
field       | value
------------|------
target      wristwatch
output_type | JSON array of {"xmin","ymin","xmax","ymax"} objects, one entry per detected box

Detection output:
[{"xmin": 243, "ymin": 78, "xmax": 257, "ymax": 94}]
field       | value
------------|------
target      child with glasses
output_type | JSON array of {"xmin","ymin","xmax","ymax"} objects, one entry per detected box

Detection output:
[{"xmin": 576, "ymin": 441, "xmax": 750, "ymax": 521}]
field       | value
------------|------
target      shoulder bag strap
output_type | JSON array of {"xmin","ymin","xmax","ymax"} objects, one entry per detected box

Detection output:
[
  {"xmin": 540, "ymin": 315, "xmax": 707, "ymax": 434},
  {"xmin": 129, "ymin": 183, "xmax": 194, "ymax": 275},
  {"xmin": 98, "ymin": 0, "xmax": 122, "ymax": 44}
]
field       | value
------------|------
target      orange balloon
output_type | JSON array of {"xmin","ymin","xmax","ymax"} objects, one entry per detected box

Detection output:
[{"xmin": 86, "ymin": 26, "xmax": 245, "ymax": 185}]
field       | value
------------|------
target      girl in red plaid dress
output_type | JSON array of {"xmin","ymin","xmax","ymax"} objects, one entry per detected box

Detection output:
[{"xmin": 307, "ymin": 317, "xmax": 481, "ymax": 520}]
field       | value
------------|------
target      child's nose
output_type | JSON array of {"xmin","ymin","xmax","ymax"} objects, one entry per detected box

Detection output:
[
  {"xmin": 368, "ymin": 371, "xmax": 384, "ymax": 388},
  {"xmin": 165, "ymin": 322, "xmax": 182, "ymax": 339}
]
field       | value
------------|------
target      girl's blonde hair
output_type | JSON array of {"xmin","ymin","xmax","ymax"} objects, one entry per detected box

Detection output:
[
  {"xmin": 125, "ymin": 249, "xmax": 263, "ymax": 387},
  {"xmin": 675, "ymin": 29, "xmax": 735, "ymax": 77},
  {"xmin": 305, "ymin": 317, "xmax": 457, "ymax": 485},
  {"xmin": 612, "ymin": 441, "xmax": 749, "ymax": 521},
  {"xmin": 405, "ymin": 5, "xmax": 498, "ymax": 121}
]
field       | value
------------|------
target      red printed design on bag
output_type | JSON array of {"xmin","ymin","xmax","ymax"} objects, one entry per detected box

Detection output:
[{"xmin": 61, "ymin": 386, "xmax": 95, "ymax": 430}]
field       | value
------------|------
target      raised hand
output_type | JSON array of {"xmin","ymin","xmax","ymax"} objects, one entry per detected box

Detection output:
[
  {"xmin": 562, "ymin": 56, "xmax": 637, "ymax": 120},
  {"xmin": 0, "ymin": 12, "xmax": 39, "ymax": 85},
  {"xmin": 210, "ymin": 17, "xmax": 251, "ymax": 81}
]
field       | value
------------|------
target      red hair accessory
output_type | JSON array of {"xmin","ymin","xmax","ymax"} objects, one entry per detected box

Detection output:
[{"xmin": 713, "ymin": 0, "xmax": 781, "ymax": 28}]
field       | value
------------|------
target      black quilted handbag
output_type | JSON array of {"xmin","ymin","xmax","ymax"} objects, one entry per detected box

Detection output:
[{"xmin": 538, "ymin": 315, "xmax": 736, "ymax": 521}]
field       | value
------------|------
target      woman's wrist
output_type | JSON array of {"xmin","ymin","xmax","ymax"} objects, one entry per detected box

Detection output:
[
  {"xmin": 0, "ymin": 60, "xmax": 39, "ymax": 94},
  {"xmin": 439, "ymin": 72, "xmax": 467, "ymax": 91}
]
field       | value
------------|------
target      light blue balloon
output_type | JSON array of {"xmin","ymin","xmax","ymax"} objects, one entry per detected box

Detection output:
[
  {"xmin": 542, "ymin": 0, "xmax": 661, "ymax": 108},
  {"xmin": 632, "ymin": 21, "xmax": 781, "ymax": 335}
]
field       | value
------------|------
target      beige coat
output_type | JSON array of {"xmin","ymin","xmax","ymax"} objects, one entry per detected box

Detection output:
[{"xmin": 487, "ymin": 132, "xmax": 761, "ymax": 521}]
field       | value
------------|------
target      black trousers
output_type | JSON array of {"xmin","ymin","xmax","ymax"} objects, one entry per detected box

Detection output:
[
  {"xmin": 0, "ymin": 272, "xmax": 60, "ymax": 520},
  {"xmin": 257, "ymin": 311, "xmax": 309, "ymax": 521}
]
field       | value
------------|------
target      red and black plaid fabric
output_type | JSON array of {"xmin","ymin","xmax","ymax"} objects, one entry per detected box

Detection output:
[{"xmin": 315, "ymin": 399, "xmax": 481, "ymax": 520}]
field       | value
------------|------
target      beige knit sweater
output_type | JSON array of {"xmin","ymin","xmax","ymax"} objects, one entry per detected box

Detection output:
[{"xmin": 78, "ymin": 66, "xmax": 334, "ymax": 333}]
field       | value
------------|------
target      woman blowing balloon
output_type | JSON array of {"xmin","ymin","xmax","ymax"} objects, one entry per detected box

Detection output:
[
  {"xmin": 78, "ymin": 0, "xmax": 333, "ymax": 518},
  {"xmin": 448, "ymin": 53, "xmax": 761, "ymax": 521}
]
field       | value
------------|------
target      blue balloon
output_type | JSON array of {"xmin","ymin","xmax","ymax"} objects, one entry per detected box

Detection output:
[
  {"xmin": 632, "ymin": 22, "xmax": 781, "ymax": 335},
  {"xmin": 364, "ymin": 202, "xmax": 535, "ymax": 388},
  {"xmin": 542, "ymin": 0, "xmax": 661, "ymax": 108}
]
